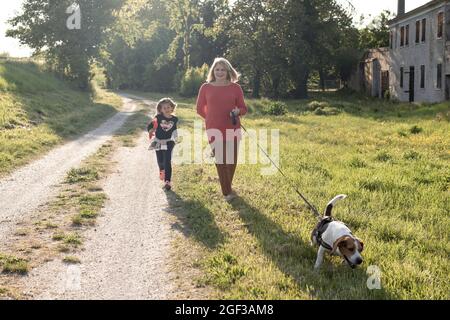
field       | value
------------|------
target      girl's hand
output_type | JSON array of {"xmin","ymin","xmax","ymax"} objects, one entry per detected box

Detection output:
[{"xmin": 231, "ymin": 107, "xmax": 240, "ymax": 116}]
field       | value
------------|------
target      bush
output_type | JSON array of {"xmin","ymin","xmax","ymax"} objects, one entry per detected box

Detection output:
[
  {"xmin": 261, "ymin": 101, "xmax": 288, "ymax": 116},
  {"xmin": 409, "ymin": 125, "xmax": 423, "ymax": 134},
  {"xmin": 246, "ymin": 98, "xmax": 272, "ymax": 114},
  {"xmin": 306, "ymin": 100, "xmax": 341, "ymax": 116},
  {"xmin": 307, "ymin": 100, "xmax": 330, "ymax": 111},
  {"xmin": 314, "ymin": 106, "xmax": 341, "ymax": 116},
  {"xmin": 179, "ymin": 64, "xmax": 209, "ymax": 97}
]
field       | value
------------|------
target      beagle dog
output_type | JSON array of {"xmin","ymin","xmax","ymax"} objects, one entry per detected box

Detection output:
[{"xmin": 311, "ymin": 194, "xmax": 364, "ymax": 269}]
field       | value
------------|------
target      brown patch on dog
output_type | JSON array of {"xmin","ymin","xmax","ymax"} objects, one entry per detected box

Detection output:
[
  {"xmin": 331, "ymin": 235, "xmax": 356, "ymax": 258},
  {"xmin": 356, "ymin": 238, "xmax": 364, "ymax": 252}
]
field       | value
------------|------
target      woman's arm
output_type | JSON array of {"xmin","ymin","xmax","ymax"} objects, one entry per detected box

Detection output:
[
  {"xmin": 196, "ymin": 84, "xmax": 207, "ymax": 119},
  {"xmin": 236, "ymin": 85, "xmax": 248, "ymax": 116}
]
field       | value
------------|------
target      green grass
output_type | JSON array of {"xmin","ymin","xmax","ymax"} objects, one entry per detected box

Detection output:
[
  {"xmin": 133, "ymin": 90, "xmax": 449, "ymax": 300},
  {"xmin": 0, "ymin": 59, "xmax": 121, "ymax": 177},
  {"xmin": 52, "ymin": 232, "xmax": 83, "ymax": 246},
  {"xmin": 66, "ymin": 167, "xmax": 100, "ymax": 184},
  {"xmin": 63, "ymin": 256, "xmax": 81, "ymax": 264},
  {"xmin": 0, "ymin": 253, "xmax": 29, "ymax": 274}
]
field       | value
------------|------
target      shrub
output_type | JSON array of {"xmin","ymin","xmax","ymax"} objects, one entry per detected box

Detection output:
[
  {"xmin": 179, "ymin": 64, "xmax": 209, "ymax": 97},
  {"xmin": 409, "ymin": 125, "xmax": 423, "ymax": 134},
  {"xmin": 246, "ymin": 98, "xmax": 272, "ymax": 114},
  {"xmin": 307, "ymin": 100, "xmax": 330, "ymax": 111},
  {"xmin": 261, "ymin": 101, "xmax": 288, "ymax": 116},
  {"xmin": 314, "ymin": 106, "xmax": 341, "ymax": 116}
]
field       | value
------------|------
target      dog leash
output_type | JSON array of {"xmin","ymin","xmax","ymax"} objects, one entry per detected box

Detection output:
[{"xmin": 232, "ymin": 112, "xmax": 322, "ymax": 220}]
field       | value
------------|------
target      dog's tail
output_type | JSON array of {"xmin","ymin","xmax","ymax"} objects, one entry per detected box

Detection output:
[{"xmin": 324, "ymin": 194, "xmax": 347, "ymax": 217}]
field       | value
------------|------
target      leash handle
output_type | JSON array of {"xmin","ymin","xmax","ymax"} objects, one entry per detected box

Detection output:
[{"xmin": 230, "ymin": 111, "xmax": 237, "ymax": 126}]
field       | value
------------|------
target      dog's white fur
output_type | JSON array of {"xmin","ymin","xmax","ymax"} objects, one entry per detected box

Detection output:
[{"xmin": 312, "ymin": 194, "xmax": 364, "ymax": 269}]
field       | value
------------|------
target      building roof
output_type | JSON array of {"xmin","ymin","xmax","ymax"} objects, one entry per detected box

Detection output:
[{"xmin": 388, "ymin": 0, "xmax": 447, "ymax": 24}]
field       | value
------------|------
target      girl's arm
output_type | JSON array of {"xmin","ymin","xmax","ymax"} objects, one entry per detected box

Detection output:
[
  {"xmin": 147, "ymin": 118, "xmax": 158, "ymax": 139},
  {"xmin": 196, "ymin": 84, "xmax": 207, "ymax": 119}
]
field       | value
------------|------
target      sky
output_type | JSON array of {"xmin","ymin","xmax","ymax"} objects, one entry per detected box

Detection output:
[
  {"xmin": 338, "ymin": 0, "xmax": 431, "ymax": 26},
  {"xmin": 0, "ymin": 0, "xmax": 433, "ymax": 58}
]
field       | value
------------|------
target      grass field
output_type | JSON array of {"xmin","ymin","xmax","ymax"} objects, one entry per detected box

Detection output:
[
  {"xmin": 0, "ymin": 59, "xmax": 121, "ymax": 177},
  {"xmin": 133, "ymin": 90, "xmax": 449, "ymax": 299}
]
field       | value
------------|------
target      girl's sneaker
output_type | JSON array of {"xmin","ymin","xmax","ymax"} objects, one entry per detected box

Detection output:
[
  {"xmin": 159, "ymin": 170, "xmax": 165, "ymax": 181},
  {"xmin": 163, "ymin": 181, "xmax": 172, "ymax": 191}
]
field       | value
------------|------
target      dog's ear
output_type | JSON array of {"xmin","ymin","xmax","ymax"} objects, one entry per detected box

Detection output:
[
  {"xmin": 331, "ymin": 236, "xmax": 351, "ymax": 255},
  {"xmin": 356, "ymin": 238, "xmax": 364, "ymax": 252}
]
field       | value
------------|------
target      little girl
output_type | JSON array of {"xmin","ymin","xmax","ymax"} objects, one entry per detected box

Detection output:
[{"xmin": 147, "ymin": 98, "xmax": 179, "ymax": 191}]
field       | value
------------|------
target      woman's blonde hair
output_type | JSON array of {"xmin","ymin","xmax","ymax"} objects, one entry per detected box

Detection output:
[
  {"xmin": 155, "ymin": 97, "xmax": 177, "ymax": 116},
  {"xmin": 207, "ymin": 57, "xmax": 240, "ymax": 83}
]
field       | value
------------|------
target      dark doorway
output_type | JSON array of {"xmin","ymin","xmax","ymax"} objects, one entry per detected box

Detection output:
[
  {"xmin": 446, "ymin": 75, "xmax": 450, "ymax": 100},
  {"xmin": 381, "ymin": 71, "xmax": 389, "ymax": 99},
  {"xmin": 409, "ymin": 66, "xmax": 415, "ymax": 102}
]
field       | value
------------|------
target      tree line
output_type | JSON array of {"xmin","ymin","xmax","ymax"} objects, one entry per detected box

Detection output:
[{"xmin": 7, "ymin": 0, "xmax": 393, "ymax": 98}]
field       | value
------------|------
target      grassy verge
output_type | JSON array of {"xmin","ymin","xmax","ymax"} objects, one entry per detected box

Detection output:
[
  {"xmin": 0, "ymin": 60, "xmax": 122, "ymax": 178},
  {"xmin": 0, "ymin": 105, "xmax": 148, "ymax": 299},
  {"xmin": 133, "ymin": 90, "xmax": 449, "ymax": 299}
]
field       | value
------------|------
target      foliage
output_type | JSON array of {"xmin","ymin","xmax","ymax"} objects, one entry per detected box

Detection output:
[
  {"xmin": 179, "ymin": 64, "xmax": 209, "ymax": 97},
  {"xmin": 7, "ymin": 0, "xmax": 124, "ymax": 89},
  {"xmin": 6, "ymin": 1, "xmax": 393, "ymax": 97}
]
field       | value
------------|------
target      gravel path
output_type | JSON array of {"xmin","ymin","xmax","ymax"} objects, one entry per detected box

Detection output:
[
  {"xmin": 18, "ymin": 95, "xmax": 177, "ymax": 299},
  {"xmin": 0, "ymin": 97, "xmax": 137, "ymax": 243},
  {"xmin": 0, "ymin": 95, "xmax": 183, "ymax": 299}
]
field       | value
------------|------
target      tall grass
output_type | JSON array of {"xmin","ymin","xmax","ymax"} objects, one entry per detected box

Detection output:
[
  {"xmin": 0, "ymin": 60, "xmax": 121, "ymax": 177},
  {"xmin": 147, "ymin": 91, "xmax": 449, "ymax": 300}
]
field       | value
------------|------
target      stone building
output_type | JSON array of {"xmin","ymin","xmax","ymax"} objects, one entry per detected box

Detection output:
[{"xmin": 350, "ymin": 0, "xmax": 450, "ymax": 103}]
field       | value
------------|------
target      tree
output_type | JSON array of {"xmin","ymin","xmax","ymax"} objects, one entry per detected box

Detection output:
[
  {"xmin": 190, "ymin": 0, "xmax": 230, "ymax": 68},
  {"xmin": 7, "ymin": 0, "xmax": 124, "ymax": 90},
  {"xmin": 359, "ymin": 10, "xmax": 394, "ymax": 49},
  {"xmin": 227, "ymin": 0, "xmax": 269, "ymax": 98},
  {"xmin": 166, "ymin": 0, "xmax": 203, "ymax": 71},
  {"xmin": 102, "ymin": 0, "xmax": 177, "ymax": 91}
]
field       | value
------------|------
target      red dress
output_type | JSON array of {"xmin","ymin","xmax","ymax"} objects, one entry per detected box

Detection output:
[{"xmin": 196, "ymin": 82, "xmax": 248, "ymax": 142}]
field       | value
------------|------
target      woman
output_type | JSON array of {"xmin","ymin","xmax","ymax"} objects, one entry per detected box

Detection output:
[{"xmin": 196, "ymin": 57, "xmax": 248, "ymax": 201}]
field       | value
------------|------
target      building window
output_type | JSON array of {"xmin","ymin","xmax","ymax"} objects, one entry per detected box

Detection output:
[
  {"xmin": 400, "ymin": 67, "xmax": 404, "ymax": 88},
  {"xmin": 400, "ymin": 26, "xmax": 405, "ymax": 46},
  {"xmin": 437, "ymin": 64, "xmax": 442, "ymax": 89},
  {"xmin": 421, "ymin": 18, "xmax": 426, "ymax": 42},
  {"xmin": 405, "ymin": 24, "xmax": 409, "ymax": 45},
  {"xmin": 416, "ymin": 20, "xmax": 421, "ymax": 43},
  {"xmin": 437, "ymin": 12, "xmax": 444, "ymax": 38},
  {"xmin": 420, "ymin": 65, "xmax": 425, "ymax": 88}
]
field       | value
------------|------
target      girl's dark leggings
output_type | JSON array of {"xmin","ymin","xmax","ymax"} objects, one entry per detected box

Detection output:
[{"xmin": 156, "ymin": 141, "xmax": 175, "ymax": 182}]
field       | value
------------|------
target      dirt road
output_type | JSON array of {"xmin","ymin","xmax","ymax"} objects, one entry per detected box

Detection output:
[
  {"xmin": 0, "ymin": 98, "xmax": 137, "ymax": 243},
  {"xmin": 22, "ymin": 131, "xmax": 176, "ymax": 299},
  {"xmin": 1, "ymin": 95, "xmax": 184, "ymax": 299}
]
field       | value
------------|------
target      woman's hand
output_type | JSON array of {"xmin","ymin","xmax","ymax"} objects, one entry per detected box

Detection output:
[{"xmin": 231, "ymin": 107, "xmax": 240, "ymax": 116}]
